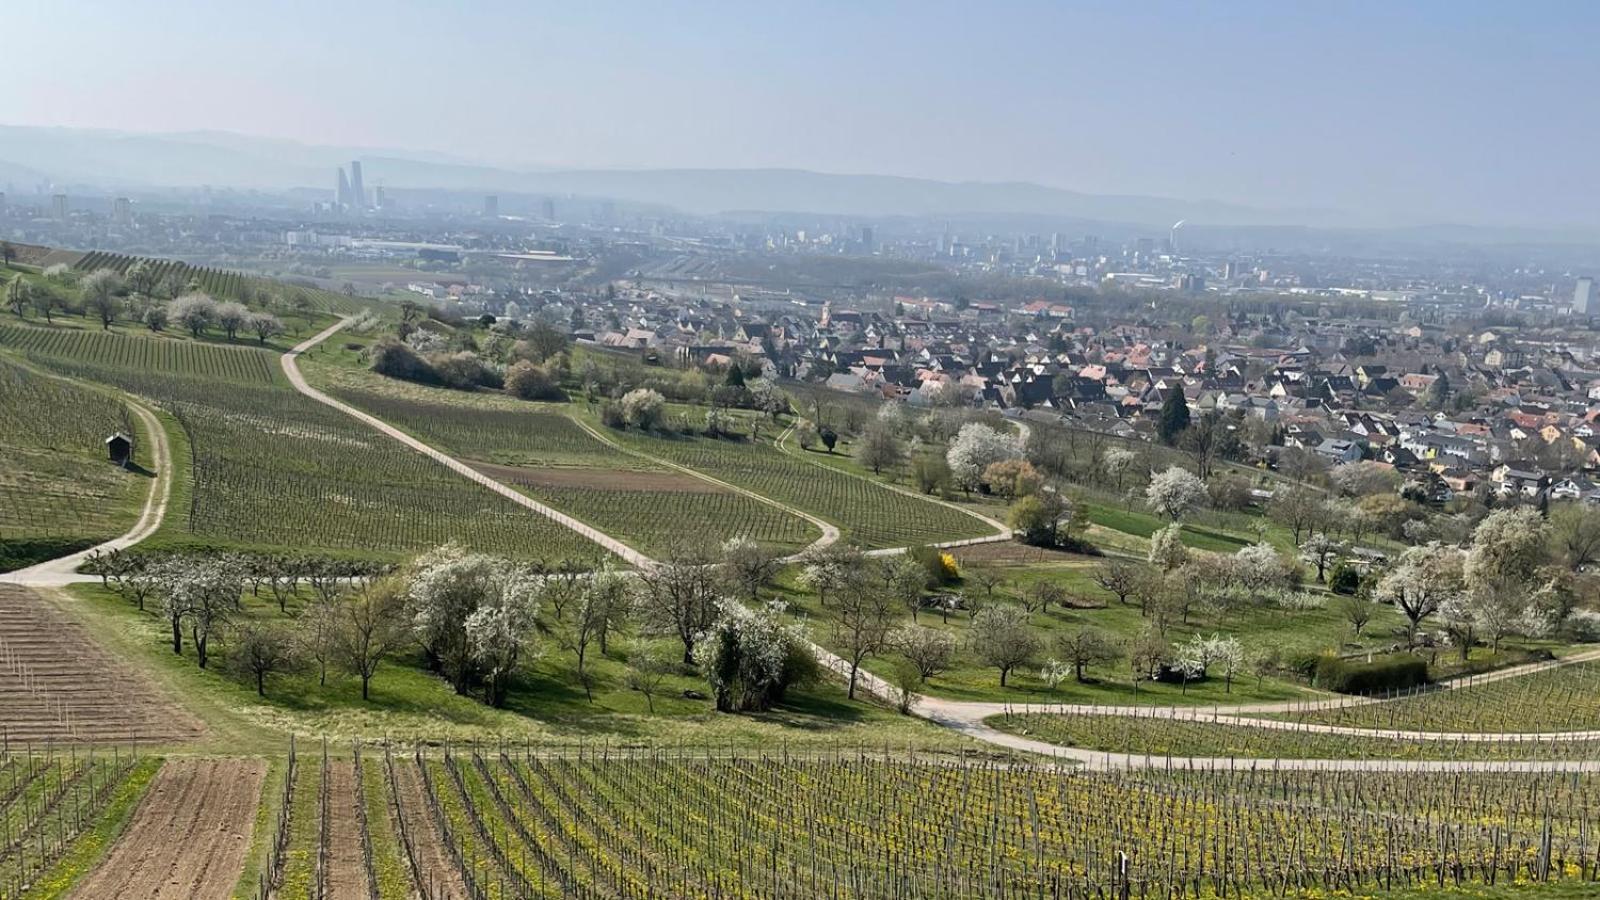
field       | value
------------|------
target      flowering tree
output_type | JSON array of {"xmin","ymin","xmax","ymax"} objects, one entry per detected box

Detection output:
[
  {"xmin": 1145, "ymin": 466, "xmax": 1206, "ymax": 520},
  {"xmin": 694, "ymin": 600, "xmax": 816, "ymax": 711},
  {"xmin": 621, "ymin": 388, "xmax": 666, "ymax": 430},
  {"xmin": 946, "ymin": 423, "xmax": 1022, "ymax": 496},
  {"xmin": 1148, "ymin": 524, "xmax": 1189, "ymax": 572},
  {"xmin": 1375, "ymin": 542, "xmax": 1465, "ymax": 646}
]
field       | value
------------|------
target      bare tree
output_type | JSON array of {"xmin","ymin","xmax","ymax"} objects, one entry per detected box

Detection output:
[
  {"xmin": 1055, "ymin": 627, "xmax": 1122, "ymax": 682},
  {"xmin": 231, "ymin": 621, "xmax": 297, "ymax": 697},
  {"xmin": 334, "ymin": 577, "xmax": 410, "ymax": 700},
  {"xmin": 833, "ymin": 571, "xmax": 896, "ymax": 699},
  {"xmin": 968, "ymin": 605, "xmax": 1037, "ymax": 686},
  {"xmin": 1092, "ymin": 560, "xmax": 1141, "ymax": 606},
  {"xmin": 637, "ymin": 543, "xmax": 721, "ymax": 664},
  {"xmin": 892, "ymin": 625, "xmax": 957, "ymax": 682}
]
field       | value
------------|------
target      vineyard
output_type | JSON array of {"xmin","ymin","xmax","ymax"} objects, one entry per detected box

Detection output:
[
  {"xmin": 71, "ymin": 250, "xmax": 371, "ymax": 315},
  {"xmin": 323, "ymin": 386, "xmax": 821, "ymax": 555},
  {"xmin": 249, "ymin": 744, "xmax": 1600, "ymax": 898},
  {"xmin": 1262, "ymin": 659, "xmax": 1600, "ymax": 734},
  {"xmin": 0, "ymin": 747, "xmax": 155, "ymax": 899},
  {"xmin": 326, "ymin": 387, "xmax": 643, "ymax": 470},
  {"xmin": 32, "ymin": 361, "xmax": 615, "ymax": 564},
  {"xmin": 0, "ymin": 358, "xmax": 144, "ymax": 570},
  {"xmin": 987, "ymin": 709, "xmax": 1600, "ymax": 761},
  {"xmin": 0, "ymin": 322, "xmax": 280, "ymax": 384},
  {"xmin": 610, "ymin": 426, "xmax": 992, "ymax": 549}
]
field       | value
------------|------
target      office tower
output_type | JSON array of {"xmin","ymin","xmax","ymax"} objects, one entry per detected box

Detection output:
[
  {"xmin": 336, "ymin": 168, "xmax": 351, "ymax": 208},
  {"xmin": 348, "ymin": 161, "xmax": 366, "ymax": 210},
  {"xmin": 860, "ymin": 225, "xmax": 874, "ymax": 251},
  {"xmin": 112, "ymin": 197, "xmax": 132, "ymax": 225},
  {"xmin": 51, "ymin": 194, "xmax": 68, "ymax": 219},
  {"xmin": 1576, "ymin": 277, "xmax": 1595, "ymax": 316},
  {"xmin": 483, "ymin": 195, "xmax": 499, "ymax": 217},
  {"xmin": 540, "ymin": 197, "xmax": 555, "ymax": 220},
  {"xmin": 372, "ymin": 185, "xmax": 386, "ymax": 209}
]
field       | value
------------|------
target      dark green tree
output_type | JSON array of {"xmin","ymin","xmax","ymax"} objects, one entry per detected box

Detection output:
[{"xmin": 1156, "ymin": 387, "xmax": 1190, "ymax": 446}]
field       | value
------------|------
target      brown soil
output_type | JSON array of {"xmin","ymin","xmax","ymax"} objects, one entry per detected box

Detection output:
[
  {"xmin": 70, "ymin": 758, "xmax": 264, "ymax": 900},
  {"xmin": 390, "ymin": 756, "xmax": 469, "ymax": 900},
  {"xmin": 949, "ymin": 541, "xmax": 1101, "ymax": 566},
  {"xmin": 324, "ymin": 760, "xmax": 371, "ymax": 900},
  {"xmin": 468, "ymin": 461, "xmax": 727, "ymax": 494},
  {"xmin": 0, "ymin": 584, "xmax": 205, "ymax": 745}
]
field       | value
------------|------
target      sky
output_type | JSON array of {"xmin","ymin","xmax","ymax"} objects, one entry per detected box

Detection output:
[{"xmin": 6, "ymin": 0, "xmax": 1599, "ymax": 227}]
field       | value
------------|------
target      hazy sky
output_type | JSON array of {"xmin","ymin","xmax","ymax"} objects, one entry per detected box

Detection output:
[{"xmin": 7, "ymin": 0, "xmax": 1599, "ymax": 226}]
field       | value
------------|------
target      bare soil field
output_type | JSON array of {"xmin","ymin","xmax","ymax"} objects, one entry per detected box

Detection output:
[
  {"xmin": 0, "ymin": 584, "xmax": 205, "ymax": 745},
  {"xmin": 69, "ymin": 758, "xmax": 264, "ymax": 900},
  {"xmin": 389, "ymin": 757, "xmax": 468, "ymax": 900},
  {"xmin": 469, "ymin": 461, "xmax": 727, "ymax": 494},
  {"xmin": 948, "ymin": 541, "xmax": 1099, "ymax": 566},
  {"xmin": 324, "ymin": 760, "xmax": 371, "ymax": 900}
]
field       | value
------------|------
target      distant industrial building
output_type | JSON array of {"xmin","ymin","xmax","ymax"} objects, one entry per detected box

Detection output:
[{"xmin": 1576, "ymin": 277, "xmax": 1595, "ymax": 316}]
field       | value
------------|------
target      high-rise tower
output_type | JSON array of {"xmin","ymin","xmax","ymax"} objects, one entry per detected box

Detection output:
[{"xmin": 348, "ymin": 161, "xmax": 366, "ymax": 210}]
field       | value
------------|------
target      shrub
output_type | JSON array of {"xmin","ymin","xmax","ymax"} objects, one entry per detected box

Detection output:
[
  {"xmin": 1314, "ymin": 653, "xmax": 1429, "ymax": 695},
  {"xmin": 1327, "ymin": 562, "xmax": 1362, "ymax": 595},
  {"xmin": 370, "ymin": 337, "xmax": 438, "ymax": 384},
  {"xmin": 432, "ymin": 351, "xmax": 499, "ymax": 391},
  {"xmin": 906, "ymin": 545, "xmax": 959, "ymax": 587},
  {"xmin": 504, "ymin": 360, "xmax": 566, "ymax": 401},
  {"xmin": 599, "ymin": 401, "xmax": 626, "ymax": 429}
]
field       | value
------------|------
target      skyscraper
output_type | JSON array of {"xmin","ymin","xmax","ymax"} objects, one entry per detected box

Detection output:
[
  {"xmin": 540, "ymin": 198, "xmax": 555, "ymax": 220},
  {"xmin": 51, "ymin": 194, "xmax": 68, "ymax": 219},
  {"xmin": 483, "ymin": 195, "xmax": 499, "ymax": 217},
  {"xmin": 112, "ymin": 197, "xmax": 132, "ymax": 225},
  {"xmin": 372, "ymin": 185, "xmax": 386, "ymax": 210},
  {"xmin": 348, "ymin": 161, "xmax": 366, "ymax": 210},
  {"xmin": 336, "ymin": 168, "xmax": 352, "ymax": 208},
  {"xmin": 1576, "ymin": 277, "xmax": 1595, "ymax": 316}
]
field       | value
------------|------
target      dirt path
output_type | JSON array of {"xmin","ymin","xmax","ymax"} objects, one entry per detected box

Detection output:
[
  {"xmin": 323, "ymin": 760, "xmax": 371, "ymax": 900},
  {"xmin": 390, "ymin": 757, "xmax": 469, "ymax": 900},
  {"xmin": 283, "ymin": 319, "xmax": 655, "ymax": 569},
  {"xmin": 1, "ymin": 399, "xmax": 171, "ymax": 586},
  {"xmin": 771, "ymin": 424, "xmax": 1013, "ymax": 554},
  {"xmin": 567, "ymin": 414, "xmax": 840, "ymax": 558},
  {"xmin": 70, "ymin": 758, "xmax": 264, "ymax": 900}
]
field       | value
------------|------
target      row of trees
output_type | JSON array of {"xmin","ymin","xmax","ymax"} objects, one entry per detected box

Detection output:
[
  {"xmin": 5, "ymin": 267, "xmax": 291, "ymax": 342},
  {"xmin": 96, "ymin": 539, "xmax": 820, "ymax": 713}
]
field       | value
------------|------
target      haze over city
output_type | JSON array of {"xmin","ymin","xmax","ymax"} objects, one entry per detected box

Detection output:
[{"xmin": 7, "ymin": 0, "xmax": 1599, "ymax": 229}]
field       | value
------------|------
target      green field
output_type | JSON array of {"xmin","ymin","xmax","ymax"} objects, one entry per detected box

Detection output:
[
  {"xmin": 0, "ymin": 321, "xmax": 281, "ymax": 383},
  {"xmin": 207, "ymin": 748, "xmax": 1600, "ymax": 898},
  {"xmin": 320, "ymin": 383, "xmax": 821, "ymax": 555},
  {"xmin": 1, "ymin": 323, "xmax": 610, "ymax": 563},
  {"xmin": 1261, "ymin": 660, "xmax": 1600, "ymax": 734},
  {"xmin": 988, "ymin": 710, "xmax": 1600, "ymax": 760},
  {"xmin": 607, "ymin": 423, "xmax": 993, "ymax": 549},
  {"xmin": 0, "ymin": 357, "xmax": 149, "ymax": 570}
]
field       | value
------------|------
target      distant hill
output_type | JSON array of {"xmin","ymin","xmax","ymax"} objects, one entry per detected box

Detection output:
[{"xmin": 0, "ymin": 124, "xmax": 1335, "ymax": 228}]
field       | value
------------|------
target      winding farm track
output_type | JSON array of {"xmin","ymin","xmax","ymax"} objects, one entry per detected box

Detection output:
[
  {"xmin": 0, "ymin": 399, "xmax": 171, "ymax": 587},
  {"xmin": 567, "ymin": 414, "xmax": 840, "ymax": 558},
  {"xmin": 772, "ymin": 424, "xmax": 1014, "ymax": 555},
  {"xmin": 282, "ymin": 319, "xmax": 654, "ymax": 569}
]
